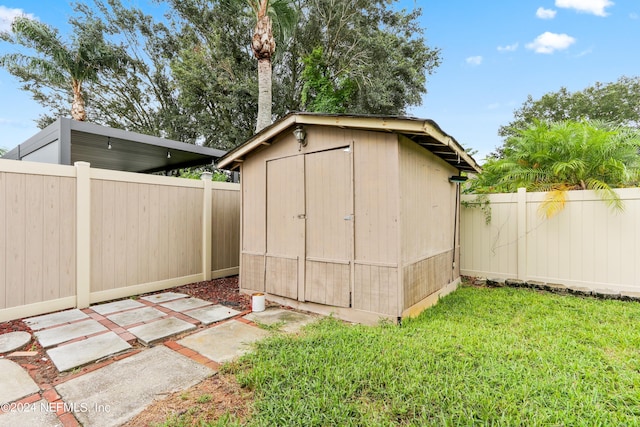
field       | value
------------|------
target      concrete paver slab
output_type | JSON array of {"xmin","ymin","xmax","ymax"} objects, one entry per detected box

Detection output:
[
  {"xmin": 107, "ymin": 306, "xmax": 165, "ymax": 327},
  {"xmin": 160, "ymin": 297, "xmax": 212, "ymax": 312},
  {"xmin": 140, "ymin": 292, "xmax": 188, "ymax": 304},
  {"xmin": 91, "ymin": 299, "xmax": 146, "ymax": 315},
  {"xmin": 34, "ymin": 320, "xmax": 107, "ymax": 348},
  {"xmin": 178, "ymin": 320, "xmax": 270, "ymax": 363},
  {"xmin": 0, "ymin": 331, "xmax": 31, "ymax": 353},
  {"xmin": 244, "ymin": 308, "xmax": 317, "ymax": 333},
  {"xmin": 0, "ymin": 399, "xmax": 63, "ymax": 427},
  {"xmin": 0, "ymin": 359, "xmax": 40, "ymax": 405},
  {"xmin": 23, "ymin": 309, "xmax": 89, "ymax": 331},
  {"xmin": 185, "ymin": 305, "xmax": 241, "ymax": 325},
  {"xmin": 46, "ymin": 332, "xmax": 132, "ymax": 372},
  {"xmin": 55, "ymin": 346, "xmax": 214, "ymax": 427},
  {"xmin": 128, "ymin": 317, "xmax": 196, "ymax": 345}
]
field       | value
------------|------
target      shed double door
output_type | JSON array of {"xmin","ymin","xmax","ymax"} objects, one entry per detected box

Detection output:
[{"xmin": 266, "ymin": 147, "xmax": 352, "ymax": 307}]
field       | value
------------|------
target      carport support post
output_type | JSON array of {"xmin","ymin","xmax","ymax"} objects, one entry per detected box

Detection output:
[
  {"xmin": 517, "ymin": 187, "xmax": 527, "ymax": 281},
  {"xmin": 75, "ymin": 161, "xmax": 91, "ymax": 308},
  {"xmin": 201, "ymin": 177, "xmax": 213, "ymax": 281}
]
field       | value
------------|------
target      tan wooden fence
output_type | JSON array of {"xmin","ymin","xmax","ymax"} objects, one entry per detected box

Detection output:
[
  {"xmin": 461, "ymin": 188, "xmax": 640, "ymax": 293},
  {"xmin": 0, "ymin": 159, "xmax": 239, "ymax": 322}
]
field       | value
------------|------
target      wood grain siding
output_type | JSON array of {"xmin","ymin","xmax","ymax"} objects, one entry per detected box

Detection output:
[
  {"xmin": 0, "ymin": 171, "xmax": 76, "ymax": 310},
  {"xmin": 91, "ymin": 180, "xmax": 203, "ymax": 291},
  {"xmin": 241, "ymin": 156, "xmax": 266, "ymax": 254},
  {"xmin": 265, "ymin": 256, "xmax": 298, "ymax": 299},
  {"xmin": 241, "ymin": 253, "xmax": 265, "ymax": 292},
  {"xmin": 353, "ymin": 131, "xmax": 399, "ymax": 264},
  {"xmin": 304, "ymin": 148, "xmax": 352, "ymax": 307},
  {"xmin": 211, "ymin": 188, "xmax": 240, "ymax": 271},
  {"xmin": 354, "ymin": 264, "xmax": 398, "ymax": 315},
  {"xmin": 305, "ymin": 260, "xmax": 350, "ymax": 307},
  {"xmin": 265, "ymin": 156, "xmax": 304, "ymax": 299},
  {"xmin": 398, "ymin": 136, "xmax": 457, "ymax": 263},
  {"xmin": 402, "ymin": 251, "xmax": 453, "ymax": 309}
]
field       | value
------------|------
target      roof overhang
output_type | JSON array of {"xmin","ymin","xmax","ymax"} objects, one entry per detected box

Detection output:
[
  {"xmin": 216, "ymin": 113, "xmax": 481, "ymax": 173},
  {"xmin": 2, "ymin": 118, "xmax": 226, "ymax": 173}
]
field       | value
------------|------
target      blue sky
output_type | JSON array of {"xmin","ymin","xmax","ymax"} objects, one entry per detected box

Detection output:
[{"xmin": 1, "ymin": 0, "xmax": 639, "ymax": 161}]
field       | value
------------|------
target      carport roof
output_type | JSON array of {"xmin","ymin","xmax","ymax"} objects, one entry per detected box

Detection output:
[
  {"xmin": 216, "ymin": 112, "xmax": 481, "ymax": 173},
  {"xmin": 2, "ymin": 117, "xmax": 225, "ymax": 173}
]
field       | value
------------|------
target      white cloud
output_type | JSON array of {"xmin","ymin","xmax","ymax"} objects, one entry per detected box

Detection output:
[
  {"xmin": 497, "ymin": 43, "xmax": 519, "ymax": 52},
  {"xmin": 0, "ymin": 6, "xmax": 36, "ymax": 32},
  {"xmin": 555, "ymin": 0, "xmax": 614, "ymax": 17},
  {"xmin": 466, "ymin": 56, "xmax": 483, "ymax": 66},
  {"xmin": 536, "ymin": 7, "xmax": 557, "ymax": 19},
  {"xmin": 526, "ymin": 32, "xmax": 576, "ymax": 54}
]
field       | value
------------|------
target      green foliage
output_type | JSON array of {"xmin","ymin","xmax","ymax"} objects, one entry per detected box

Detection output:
[
  {"xmin": 278, "ymin": 0, "xmax": 441, "ymax": 116},
  {"xmin": 226, "ymin": 286, "xmax": 640, "ymax": 426},
  {"xmin": 300, "ymin": 47, "xmax": 354, "ymax": 113},
  {"xmin": 0, "ymin": 14, "xmax": 128, "ymax": 121},
  {"xmin": 460, "ymin": 193, "xmax": 492, "ymax": 225},
  {"xmin": 469, "ymin": 120, "xmax": 640, "ymax": 217},
  {"xmin": 178, "ymin": 167, "xmax": 230, "ymax": 181},
  {"xmin": 2, "ymin": 0, "xmax": 440, "ymax": 149},
  {"xmin": 499, "ymin": 76, "xmax": 640, "ymax": 142}
]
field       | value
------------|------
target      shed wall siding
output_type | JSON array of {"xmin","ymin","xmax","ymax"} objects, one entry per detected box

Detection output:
[
  {"xmin": 353, "ymin": 132, "xmax": 400, "ymax": 264},
  {"xmin": 240, "ymin": 126, "xmax": 404, "ymax": 317},
  {"xmin": 398, "ymin": 136, "xmax": 459, "ymax": 309}
]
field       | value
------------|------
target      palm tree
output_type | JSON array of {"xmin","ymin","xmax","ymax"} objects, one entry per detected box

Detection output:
[
  {"xmin": 474, "ymin": 120, "xmax": 640, "ymax": 217},
  {"xmin": 0, "ymin": 16, "xmax": 126, "ymax": 122},
  {"xmin": 246, "ymin": 0, "xmax": 296, "ymax": 132}
]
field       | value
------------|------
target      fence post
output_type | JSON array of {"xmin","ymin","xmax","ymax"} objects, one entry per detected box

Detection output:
[
  {"xmin": 201, "ymin": 177, "xmax": 213, "ymax": 281},
  {"xmin": 517, "ymin": 187, "xmax": 527, "ymax": 281},
  {"xmin": 75, "ymin": 161, "xmax": 91, "ymax": 308}
]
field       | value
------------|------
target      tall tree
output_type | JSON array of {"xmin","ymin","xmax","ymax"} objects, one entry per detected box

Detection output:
[
  {"xmin": 246, "ymin": 0, "xmax": 297, "ymax": 131},
  {"xmin": 3, "ymin": 0, "xmax": 441, "ymax": 149},
  {"xmin": 0, "ymin": 15, "xmax": 127, "ymax": 122},
  {"xmin": 277, "ymin": 0, "xmax": 441, "ymax": 116},
  {"xmin": 469, "ymin": 120, "xmax": 640, "ymax": 217},
  {"xmin": 499, "ymin": 76, "xmax": 640, "ymax": 140}
]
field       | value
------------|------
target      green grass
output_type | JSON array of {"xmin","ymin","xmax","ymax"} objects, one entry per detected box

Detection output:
[{"xmin": 223, "ymin": 285, "xmax": 640, "ymax": 426}]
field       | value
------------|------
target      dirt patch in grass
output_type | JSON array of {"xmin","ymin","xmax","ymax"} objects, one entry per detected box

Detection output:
[{"xmin": 121, "ymin": 372, "xmax": 252, "ymax": 427}]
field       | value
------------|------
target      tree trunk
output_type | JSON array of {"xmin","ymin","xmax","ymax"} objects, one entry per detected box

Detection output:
[
  {"xmin": 256, "ymin": 58, "xmax": 272, "ymax": 132},
  {"xmin": 71, "ymin": 79, "xmax": 87, "ymax": 121},
  {"xmin": 252, "ymin": 13, "xmax": 275, "ymax": 133}
]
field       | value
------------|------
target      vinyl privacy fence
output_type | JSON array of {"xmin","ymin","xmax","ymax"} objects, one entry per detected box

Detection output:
[
  {"xmin": 0, "ymin": 160, "xmax": 239, "ymax": 322},
  {"xmin": 460, "ymin": 188, "xmax": 640, "ymax": 293}
]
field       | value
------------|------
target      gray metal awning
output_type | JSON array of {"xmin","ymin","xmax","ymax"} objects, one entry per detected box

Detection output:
[{"xmin": 2, "ymin": 118, "xmax": 225, "ymax": 173}]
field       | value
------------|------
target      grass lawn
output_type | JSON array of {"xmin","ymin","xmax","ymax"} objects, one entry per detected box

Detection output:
[{"xmin": 182, "ymin": 285, "xmax": 640, "ymax": 426}]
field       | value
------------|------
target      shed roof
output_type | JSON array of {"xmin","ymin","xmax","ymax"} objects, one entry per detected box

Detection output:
[
  {"xmin": 216, "ymin": 113, "xmax": 481, "ymax": 173},
  {"xmin": 2, "ymin": 117, "xmax": 225, "ymax": 173}
]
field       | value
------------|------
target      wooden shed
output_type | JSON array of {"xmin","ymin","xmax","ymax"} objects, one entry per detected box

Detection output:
[{"xmin": 217, "ymin": 113, "xmax": 480, "ymax": 323}]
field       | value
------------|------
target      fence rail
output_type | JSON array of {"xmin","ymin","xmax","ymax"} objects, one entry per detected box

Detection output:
[
  {"xmin": 0, "ymin": 159, "xmax": 239, "ymax": 322},
  {"xmin": 461, "ymin": 188, "xmax": 640, "ymax": 293}
]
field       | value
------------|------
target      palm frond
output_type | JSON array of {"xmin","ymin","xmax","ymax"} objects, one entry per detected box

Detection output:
[
  {"xmin": 585, "ymin": 178, "xmax": 624, "ymax": 212},
  {"xmin": 538, "ymin": 188, "xmax": 567, "ymax": 219}
]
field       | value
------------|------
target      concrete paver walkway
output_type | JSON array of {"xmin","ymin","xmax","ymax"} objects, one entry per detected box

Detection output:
[
  {"xmin": 178, "ymin": 320, "xmax": 270, "ymax": 363},
  {"xmin": 1, "ymin": 292, "xmax": 319, "ymax": 427},
  {"xmin": 55, "ymin": 346, "xmax": 214, "ymax": 427}
]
